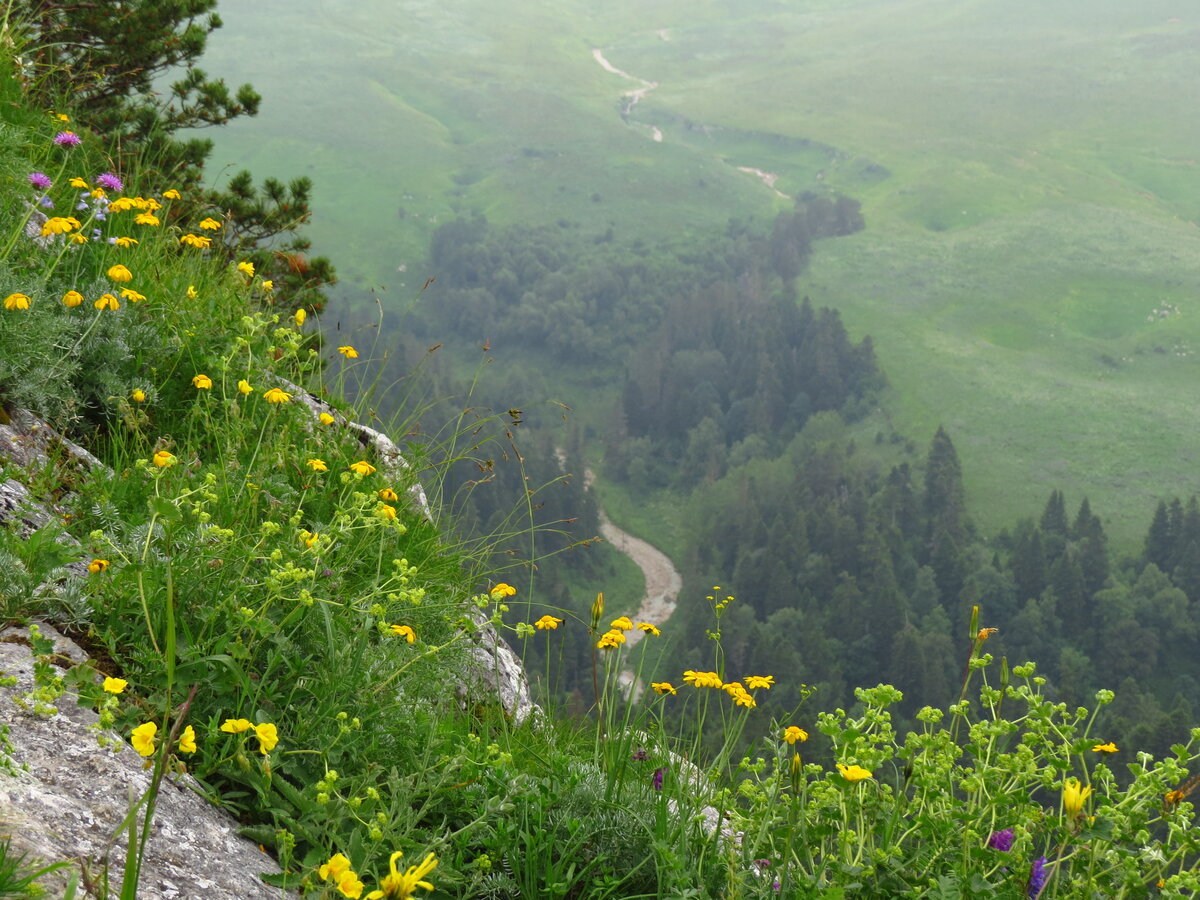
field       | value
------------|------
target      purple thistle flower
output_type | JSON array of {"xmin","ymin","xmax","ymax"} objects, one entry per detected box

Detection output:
[
  {"xmin": 652, "ymin": 766, "xmax": 666, "ymax": 792},
  {"xmin": 987, "ymin": 828, "xmax": 1015, "ymax": 852},
  {"xmin": 54, "ymin": 131, "xmax": 81, "ymax": 146},
  {"xmin": 96, "ymin": 173, "xmax": 123, "ymax": 192},
  {"xmin": 28, "ymin": 172, "xmax": 52, "ymax": 190},
  {"xmin": 1027, "ymin": 856, "xmax": 1048, "ymax": 898}
]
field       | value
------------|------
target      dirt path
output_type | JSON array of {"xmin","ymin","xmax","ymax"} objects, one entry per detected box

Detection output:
[
  {"xmin": 737, "ymin": 165, "xmax": 790, "ymax": 199},
  {"xmin": 591, "ymin": 48, "xmax": 663, "ymax": 142},
  {"xmin": 598, "ymin": 509, "xmax": 682, "ymax": 647}
]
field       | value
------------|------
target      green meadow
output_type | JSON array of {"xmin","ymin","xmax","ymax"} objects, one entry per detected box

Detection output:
[{"xmin": 200, "ymin": 0, "xmax": 1200, "ymax": 545}]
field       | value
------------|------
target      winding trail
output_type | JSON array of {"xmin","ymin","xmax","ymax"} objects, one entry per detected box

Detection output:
[{"xmin": 598, "ymin": 509, "xmax": 682, "ymax": 647}]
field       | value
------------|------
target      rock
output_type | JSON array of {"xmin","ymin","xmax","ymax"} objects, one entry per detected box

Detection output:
[{"xmin": 0, "ymin": 624, "xmax": 295, "ymax": 899}]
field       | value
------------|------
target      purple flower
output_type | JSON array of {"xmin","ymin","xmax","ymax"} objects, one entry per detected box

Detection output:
[
  {"xmin": 28, "ymin": 172, "xmax": 52, "ymax": 190},
  {"xmin": 96, "ymin": 173, "xmax": 123, "ymax": 192},
  {"xmin": 652, "ymin": 766, "xmax": 666, "ymax": 792},
  {"xmin": 631, "ymin": 747, "xmax": 648, "ymax": 762},
  {"xmin": 987, "ymin": 828, "xmax": 1015, "ymax": 852},
  {"xmin": 38, "ymin": 195, "xmax": 54, "ymax": 209},
  {"xmin": 1027, "ymin": 856, "xmax": 1048, "ymax": 898},
  {"xmin": 54, "ymin": 131, "xmax": 81, "ymax": 146}
]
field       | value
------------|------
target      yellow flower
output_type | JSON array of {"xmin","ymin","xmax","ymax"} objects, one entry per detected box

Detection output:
[
  {"xmin": 109, "ymin": 197, "xmax": 137, "ymax": 213},
  {"xmin": 88, "ymin": 558, "xmax": 110, "ymax": 574},
  {"xmin": 41, "ymin": 216, "xmax": 80, "ymax": 235},
  {"xmin": 320, "ymin": 854, "xmax": 352, "ymax": 882},
  {"xmin": 490, "ymin": 583, "xmax": 517, "ymax": 598},
  {"xmin": 610, "ymin": 616, "xmax": 633, "ymax": 631},
  {"xmin": 977, "ymin": 627, "xmax": 999, "ymax": 641},
  {"xmin": 783, "ymin": 726, "xmax": 809, "ymax": 744},
  {"xmin": 237, "ymin": 261, "xmax": 255, "ymax": 277},
  {"xmin": 597, "ymin": 629, "xmax": 625, "ymax": 649},
  {"xmin": 300, "ymin": 530, "xmax": 319, "ymax": 549},
  {"xmin": 152, "ymin": 450, "xmax": 176, "ymax": 468},
  {"xmin": 378, "ymin": 504, "xmax": 397, "ymax": 520},
  {"xmin": 745, "ymin": 675, "xmax": 775, "ymax": 690},
  {"xmin": 365, "ymin": 850, "xmax": 437, "ymax": 900},
  {"xmin": 338, "ymin": 345, "xmax": 359, "ymax": 359},
  {"xmin": 178, "ymin": 725, "xmax": 197, "ymax": 754},
  {"xmin": 379, "ymin": 488, "xmax": 399, "ymax": 502},
  {"xmin": 90, "ymin": 188, "xmax": 106, "ymax": 200},
  {"xmin": 237, "ymin": 379, "xmax": 253, "ymax": 396},
  {"xmin": 95, "ymin": 293, "xmax": 119, "ymax": 311},
  {"xmin": 390, "ymin": 624, "xmax": 416, "ymax": 643},
  {"xmin": 293, "ymin": 308, "xmax": 307, "ymax": 327},
  {"xmin": 336, "ymin": 870, "xmax": 365, "ymax": 899},
  {"xmin": 131, "ymin": 388, "xmax": 146, "ymax": 403},
  {"xmin": 180, "ymin": 233, "xmax": 212, "ymax": 249},
  {"xmin": 651, "ymin": 682, "xmax": 677, "ymax": 695},
  {"xmin": 728, "ymin": 685, "xmax": 756, "ymax": 708},
  {"xmin": 131, "ymin": 722, "xmax": 157, "ymax": 757},
  {"xmin": 254, "ymin": 722, "xmax": 278, "ymax": 754},
  {"xmin": 837, "ymin": 763, "xmax": 873, "ymax": 782},
  {"xmin": 162, "ymin": 189, "xmax": 181, "ymax": 200},
  {"xmin": 1092, "ymin": 742, "xmax": 1118, "ymax": 754},
  {"xmin": 119, "ymin": 288, "xmax": 146, "ymax": 303},
  {"xmin": 69, "ymin": 233, "xmax": 88, "ymax": 244},
  {"xmin": 142, "ymin": 197, "xmax": 163, "ymax": 211},
  {"xmin": 186, "ymin": 285, "xmax": 198, "ymax": 299},
  {"xmin": 102, "ymin": 676, "xmax": 126, "ymax": 694},
  {"xmin": 261, "ymin": 280, "xmax": 274, "ymax": 291},
  {"xmin": 134, "ymin": 212, "xmax": 160, "ymax": 226},
  {"xmin": 319, "ymin": 412, "xmax": 336, "ymax": 426},
  {"xmin": 1063, "ymin": 777, "xmax": 1093, "ymax": 817},
  {"xmin": 682, "ymin": 670, "xmax": 723, "ymax": 689},
  {"xmin": 534, "ymin": 615, "xmax": 563, "ymax": 630},
  {"xmin": 220, "ymin": 718, "xmax": 253, "ymax": 734},
  {"xmin": 107, "ymin": 264, "xmax": 133, "ymax": 282},
  {"xmin": 61, "ymin": 290, "xmax": 84, "ymax": 307},
  {"xmin": 69, "ymin": 177, "xmax": 89, "ymax": 188},
  {"xmin": 198, "ymin": 217, "xmax": 222, "ymax": 230},
  {"xmin": 113, "ymin": 236, "xmax": 138, "ymax": 248},
  {"xmin": 192, "ymin": 374, "xmax": 213, "ymax": 390},
  {"xmin": 4, "ymin": 293, "xmax": 30, "ymax": 310},
  {"xmin": 1166, "ymin": 789, "xmax": 1186, "ymax": 806},
  {"xmin": 636, "ymin": 622, "xmax": 660, "ymax": 636},
  {"xmin": 307, "ymin": 458, "xmax": 328, "ymax": 472},
  {"xmin": 263, "ymin": 387, "xmax": 291, "ymax": 404},
  {"xmin": 348, "ymin": 460, "xmax": 376, "ymax": 476}
]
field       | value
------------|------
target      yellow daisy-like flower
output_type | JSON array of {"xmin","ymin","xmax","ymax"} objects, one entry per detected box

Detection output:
[
  {"xmin": 336, "ymin": 870, "xmax": 364, "ymax": 899},
  {"xmin": 261, "ymin": 280, "xmax": 274, "ymax": 291},
  {"xmin": 320, "ymin": 854, "xmax": 353, "ymax": 882},
  {"xmin": 837, "ymin": 763, "xmax": 873, "ymax": 782},
  {"xmin": 263, "ymin": 387, "xmax": 291, "ymax": 404},
  {"xmin": 390, "ymin": 624, "xmax": 416, "ymax": 643},
  {"xmin": 180, "ymin": 233, "xmax": 211, "ymax": 249},
  {"xmin": 90, "ymin": 188, "xmax": 106, "ymax": 200},
  {"xmin": 254, "ymin": 722, "xmax": 279, "ymax": 754},
  {"xmin": 651, "ymin": 682, "xmax": 677, "ymax": 695},
  {"xmin": 109, "ymin": 197, "xmax": 137, "ymax": 213},
  {"xmin": 682, "ymin": 670, "xmax": 723, "ymax": 689},
  {"xmin": 745, "ymin": 675, "xmax": 775, "ymax": 690},
  {"xmin": 119, "ymin": 288, "xmax": 146, "ymax": 302},
  {"xmin": 1063, "ymin": 777, "xmax": 1093, "ymax": 817},
  {"xmin": 534, "ymin": 615, "xmax": 564, "ymax": 630},
  {"xmin": 107, "ymin": 264, "xmax": 133, "ymax": 282},
  {"xmin": 1092, "ymin": 742, "xmax": 1118, "ymax": 754},
  {"xmin": 610, "ymin": 616, "xmax": 633, "ymax": 631},
  {"xmin": 113, "ymin": 236, "xmax": 138, "ymax": 248},
  {"xmin": 69, "ymin": 233, "xmax": 88, "ymax": 244},
  {"xmin": 4, "ymin": 293, "xmax": 31, "ymax": 310},
  {"xmin": 307, "ymin": 458, "xmax": 328, "ymax": 472},
  {"xmin": 365, "ymin": 850, "xmax": 437, "ymax": 900},
  {"xmin": 41, "ymin": 216, "xmax": 80, "ymax": 236},
  {"xmin": 61, "ymin": 291, "xmax": 83, "ymax": 307},
  {"xmin": 220, "ymin": 718, "xmax": 253, "ymax": 734},
  {"xmin": 319, "ymin": 412, "xmax": 336, "ymax": 426},
  {"xmin": 69, "ymin": 177, "xmax": 89, "ymax": 189},
  {"xmin": 378, "ymin": 504, "xmax": 397, "ymax": 520},
  {"xmin": 131, "ymin": 389, "xmax": 146, "ymax": 403},
  {"xmin": 198, "ymin": 217, "xmax": 222, "ymax": 230},
  {"xmin": 130, "ymin": 722, "xmax": 157, "ymax": 757},
  {"xmin": 178, "ymin": 725, "xmax": 197, "ymax": 754},
  {"xmin": 597, "ymin": 629, "xmax": 625, "ymax": 649},
  {"xmin": 162, "ymin": 189, "xmax": 181, "ymax": 200},
  {"xmin": 237, "ymin": 379, "xmax": 253, "ymax": 396},
  {"xmin": 728, "ymin": 685, "xmax": 756, "ymax": 708},
  {"xmin": 783, "ymin": 726, "xmax": 808, "ymax": 744},
  {"xmin": 490, "ymin": 583, "xmax": 518, "ymax": 598},
  {"xmin": 134, "ymin": 212, "xmax": 160, "ymax": 226},
  {"xmin": 88, "ymin": 558, "xmax": 110, "ymax": 574},
  {"xmin": 192, "ymin": 374, "xmax": 212, "ymax": 390},
  {"xmin": 237, "ymin": 261, "xmax": 255, "ymax": 277},
  {"xmin": 636, "ymin": 622, "xmax": 660, "ymax": 636},
  {"xmin": 338, "ymin": 345, "xmax": 359, "ymax": 359},
  {"xmin": 152, "ymin": 449, "xmax": 176, "ymax": 468},
  {"xmin": 379, "ymin": 488, "xmax": 399, "ymax": 502},
  {"xmin": 95, "ymin": 293, "xmax": 119, "ymax": 311},
  {"xmin": 293, "ymin": 308, "xmax": 307, "ymax": 327},
  {"xmin": 186, "ymin": 285, "xmax": 198, "ymax": 300},
  {"xmin": 102, "ymin": 676, "xmax": 127, "ymax": 694},
  {"xmin": 348, "ymin": 460, "xmax": 376, "ymax": 476},
  {"xmin": 142, "ymin": 197, "xmax": 162, "ymax": 211}
]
